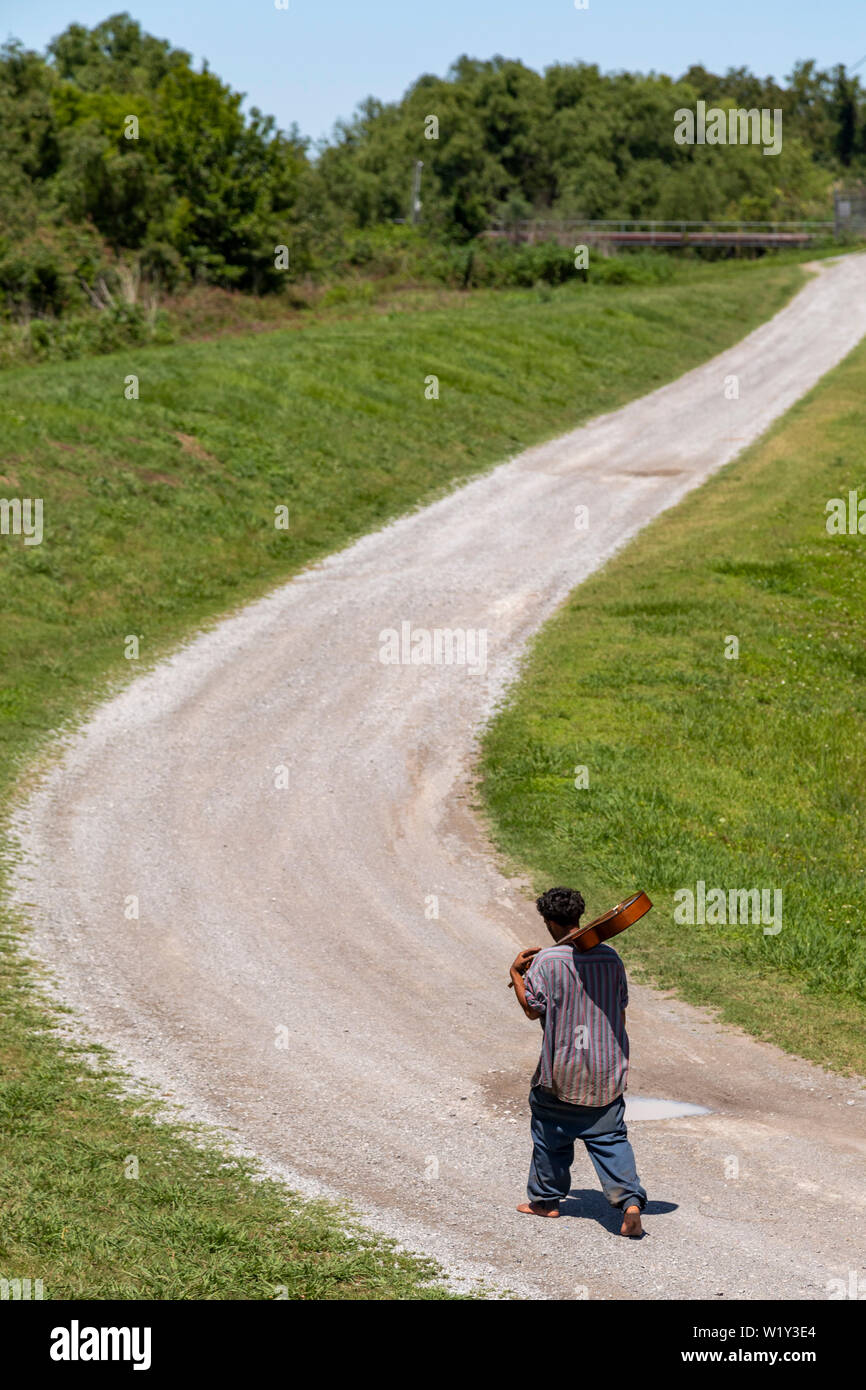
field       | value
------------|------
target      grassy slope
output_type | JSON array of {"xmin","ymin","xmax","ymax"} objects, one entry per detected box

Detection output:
[
  {"xmin": 1, "ymin": 241, "xmax": 849, "ymax": 372},
  {"xmin": 480, "ymin": 331, "xmax": 866, "ymax": 1076},
  {"xmin": 0, "ymin": 260, "xmax": 804, "ymax": 1298}
]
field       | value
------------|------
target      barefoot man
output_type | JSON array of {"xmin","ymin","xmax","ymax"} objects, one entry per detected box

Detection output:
[{"xmin": 510, "ymin": 886, "xmax": 646, "ymax": 1236}]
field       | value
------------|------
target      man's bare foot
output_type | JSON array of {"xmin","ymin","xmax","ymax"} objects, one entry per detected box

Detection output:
[
  {"xmin": 517, "ymin": 1201, "xmax": 560, "ymax": 1218},
  {"xmin": 620, "ymin": 1204, "xmax": 643, "ymax": 1237}
]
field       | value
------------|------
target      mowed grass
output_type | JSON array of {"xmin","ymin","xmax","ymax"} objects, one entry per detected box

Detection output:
[
  {"xmin": 0, "ymin": 260, "xmax": 805, "ymax": 1298},
  {"xmin": 479, "ymin": 332, "xmax": 866, "ymax": 1076}
]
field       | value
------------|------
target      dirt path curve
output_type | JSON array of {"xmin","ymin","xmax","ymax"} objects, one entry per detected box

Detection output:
[{"xmin": 12, "ymin": 257, "xmax": 866, "ymax": 1300}]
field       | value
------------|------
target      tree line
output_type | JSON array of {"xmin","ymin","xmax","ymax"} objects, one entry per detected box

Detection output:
[{"xmin": 1, "ymin": 11, "xmax": 864, "ymax": 316}]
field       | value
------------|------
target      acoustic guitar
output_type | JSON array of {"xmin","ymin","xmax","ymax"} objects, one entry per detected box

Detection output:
[
  {"xmin": 508, "ymin": 891, "xmax": 652, "ymax": 987},
  {"xmin": 559, "ymin": 890, "xmax": 652, "ymax": 951}
]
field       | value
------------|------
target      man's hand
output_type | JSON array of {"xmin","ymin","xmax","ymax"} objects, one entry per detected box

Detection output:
[
  {"xmin": 510, "ymin": 947, "xmax": 540, "ymax": 978},
  {"xmin": 508, "ymin": 948, "xmax": 543, "ymax": 1018}
]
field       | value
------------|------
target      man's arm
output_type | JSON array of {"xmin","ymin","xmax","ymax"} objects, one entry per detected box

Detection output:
[{"xmin": 509, "ymin": 949, "xmax": 543, "ymax": 1020}]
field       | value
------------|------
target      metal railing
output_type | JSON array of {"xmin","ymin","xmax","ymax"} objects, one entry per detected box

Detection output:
[{"xmin": 487, "ymin": 217, "xmax": 835, "ymax": 247}]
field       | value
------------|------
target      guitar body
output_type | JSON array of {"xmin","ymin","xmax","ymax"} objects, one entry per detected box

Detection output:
[{"xmin": 559, "ymin": 891, "xmax": 652, "ymax": 952}]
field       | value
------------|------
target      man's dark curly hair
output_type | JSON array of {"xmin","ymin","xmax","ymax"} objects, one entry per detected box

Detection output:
[{"xmin": 535, "ymin": 886, "xmax": 586, "ymax": 928}]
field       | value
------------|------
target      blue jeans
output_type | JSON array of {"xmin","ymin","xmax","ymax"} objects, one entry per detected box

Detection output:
[{"xmin": 527, "ymin": 1086, "xmax": 647, "ymax": 1211}]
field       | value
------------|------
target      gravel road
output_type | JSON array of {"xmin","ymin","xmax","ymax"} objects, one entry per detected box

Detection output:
[{"xmin": 11, "ymin": 256, "xmax": 866, "ymax": 1300}]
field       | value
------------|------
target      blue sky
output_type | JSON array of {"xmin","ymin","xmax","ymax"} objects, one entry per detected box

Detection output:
[{"xmin": 3, "ymin": 1, "xmax": 864, "ymax": 144}]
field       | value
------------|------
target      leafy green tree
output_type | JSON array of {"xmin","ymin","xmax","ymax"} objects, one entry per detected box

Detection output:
[
  {"xmin": 831, "ymin": 65, "xmax": 858, "ymax": 166},
  {"xmin": 1, "ymin": 15, "xmax": 863, "ymax": 321}
]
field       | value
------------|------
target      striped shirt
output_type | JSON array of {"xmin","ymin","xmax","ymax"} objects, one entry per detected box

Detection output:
[{"xmin": 523, "ymin": 942, "xmax": 629, "ymax": 1107}]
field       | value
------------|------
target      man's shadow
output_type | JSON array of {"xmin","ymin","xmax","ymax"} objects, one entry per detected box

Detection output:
[{"xmin": 558, "ymin": 1189, "xmax": 677, "ymax": 1237}]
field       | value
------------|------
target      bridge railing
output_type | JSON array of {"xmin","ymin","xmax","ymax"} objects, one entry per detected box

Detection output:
[{"xmin": 486, "ymin": 218, "xmax": 835, "ymax": 247}]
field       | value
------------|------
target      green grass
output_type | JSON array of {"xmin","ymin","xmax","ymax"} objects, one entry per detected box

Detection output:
[
  {"xmin": 0, "ymin": 258, "xmax": 806, "ymax": 1298},
  {"xmin": 2, "ymin": 240, "xmax": 849, "ymax": 372},
  {"xmin": 479, "ymin": 332, "xmax": 866, "ymax": 1076}
]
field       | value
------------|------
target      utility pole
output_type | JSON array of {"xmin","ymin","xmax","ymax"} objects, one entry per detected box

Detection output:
[{"xmin": 411, "ymin": 160, "xmax": 423, "ymax": 225}]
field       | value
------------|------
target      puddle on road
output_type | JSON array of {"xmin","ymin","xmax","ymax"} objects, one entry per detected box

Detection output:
[{"xmin": 626, "ymin": 1096, "xmax": 710, "ymax": 1120}]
